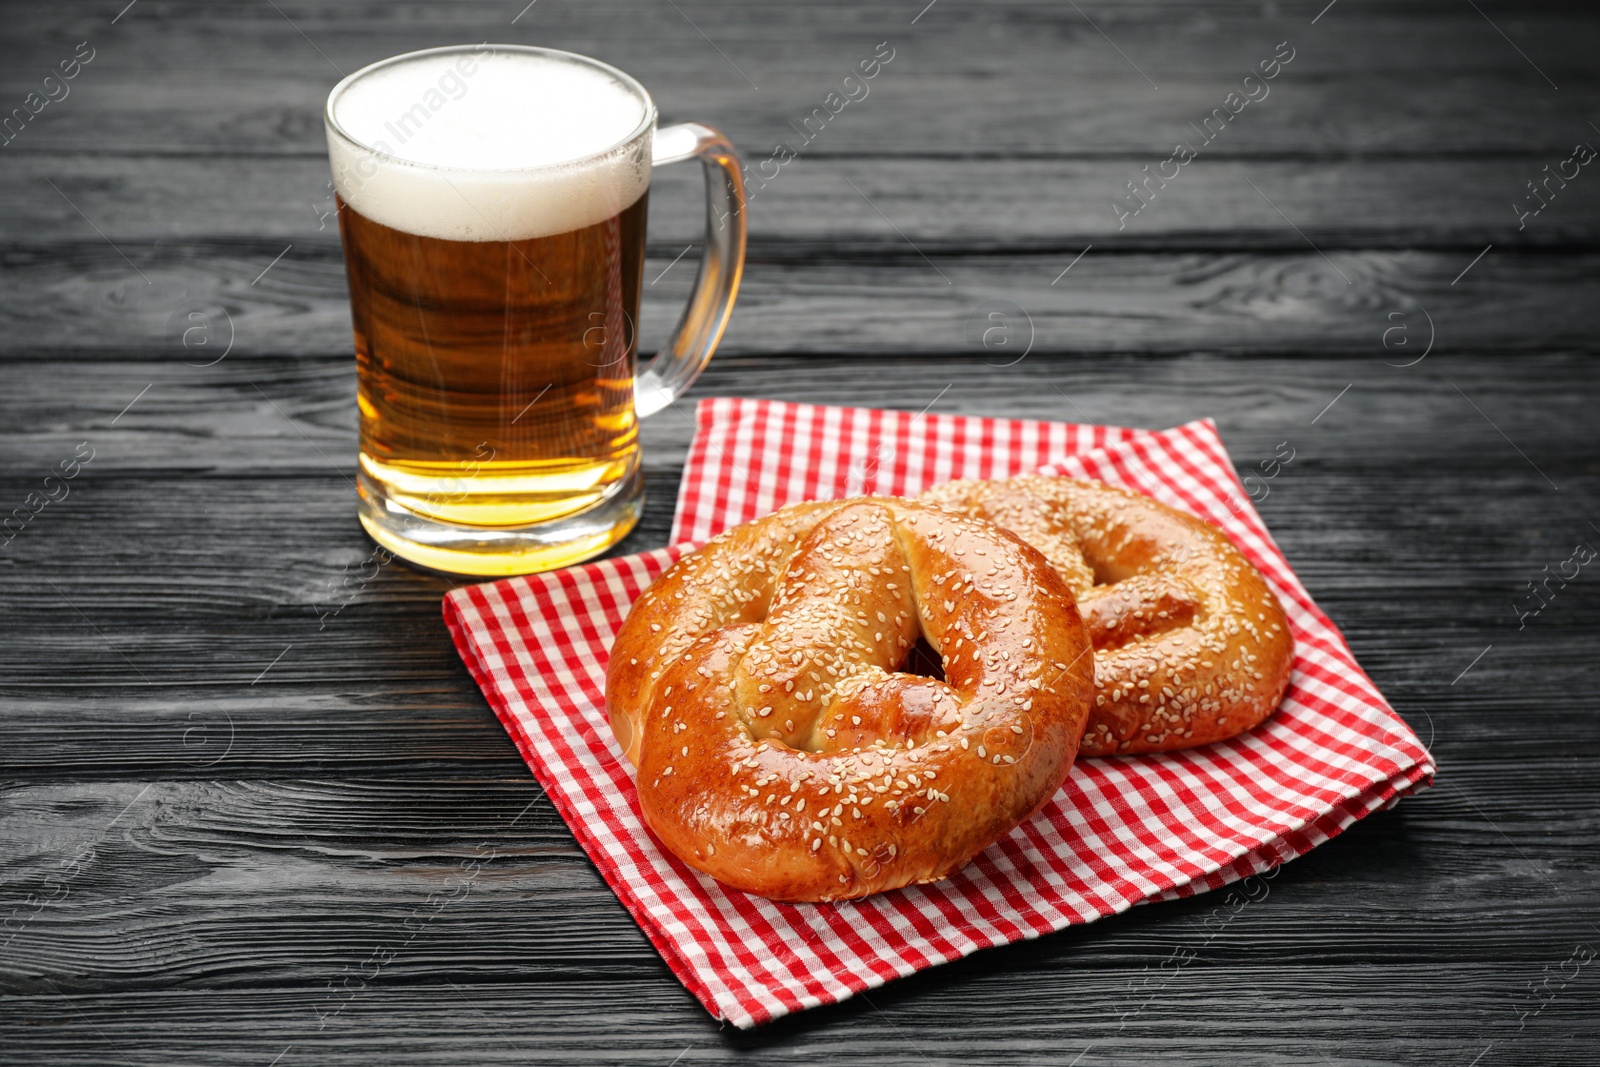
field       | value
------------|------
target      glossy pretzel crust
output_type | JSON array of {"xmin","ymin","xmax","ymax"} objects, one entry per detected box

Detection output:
[
  {"xmin": 920, "ymin": 476, "xmax": 1294, "ymax": 756},
  {"xmin": 606, "ymin": 499, "xmax": 1095, "ymax": 902}
]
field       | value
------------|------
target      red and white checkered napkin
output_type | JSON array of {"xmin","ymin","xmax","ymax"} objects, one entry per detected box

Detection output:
[{"xmin": 443, "ymin": 398, "xmax": 1434, "ymax": 1029}]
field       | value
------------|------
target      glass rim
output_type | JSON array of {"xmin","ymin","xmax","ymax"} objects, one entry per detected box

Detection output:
[{"xmin": 324, "ymin": 43, "xmax": 658, "ymax": 175}]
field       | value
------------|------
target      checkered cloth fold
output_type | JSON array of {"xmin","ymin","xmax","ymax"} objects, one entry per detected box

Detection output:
[{"xmin": 443, "ymin": 398, "xmax": 1433, "ymax": 1028}]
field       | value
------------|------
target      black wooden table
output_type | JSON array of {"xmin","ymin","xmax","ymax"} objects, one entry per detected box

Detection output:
[{"xmin": 4, "ymin": 2, "xmax": 1598, "ymax": 1064}]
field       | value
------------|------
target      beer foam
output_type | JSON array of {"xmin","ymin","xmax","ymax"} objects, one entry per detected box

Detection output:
[{"xmin": 327, "ymin": 47, "xmax": 652, "ymax": 242}]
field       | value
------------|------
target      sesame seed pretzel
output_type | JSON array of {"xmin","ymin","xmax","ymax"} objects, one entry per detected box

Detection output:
[
  {"xmin": 606, "ymin": 499, "xmax": 1095, "ymax": 902},
  {"xmin": 919, "ymin": 476, "xmax": 1294, "ymax": 756}
]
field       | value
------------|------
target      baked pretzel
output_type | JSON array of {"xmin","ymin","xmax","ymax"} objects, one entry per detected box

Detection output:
[
  {"xmin": 919, "ymin": 476, "xmax": 1293, "ymax": 756},
  {"xmin": 606, "ymin": 499, "xmax": 1095, "ymax": 902}
]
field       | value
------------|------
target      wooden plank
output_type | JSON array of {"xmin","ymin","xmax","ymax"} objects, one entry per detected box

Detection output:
[
  {"xmin": 0, "ymin": 625, "xmax": 1588, "ymax": 775},
  {"xmin": 0, "ymin": 617, "xmax": 1592, "ymax": 775},
  {"xmin": 6, "ymin": 352, "xmax": 1596, "ymax": 476},
  {"xmin": 4, "ymin": 65, "xmax": 1593, "ymax": 160},
  {"xmin": 1, "ymin": 1, "xmax": 1593, "ymax": 158},
  {"xmin": 8, "ymin": 70, "xmax": 1591, "ymax": 159},
  {"xmin": 3, "ymin": 244, "xmax": 1596, "ymax": 361},
  {"xmin": 0, "ymin": 772, "xmax": 1595, "ymax": 991},
  {"xmin": 1, "ymin": 355, "xmax": 1594, "ymax": 776},
  {"xmin": 2, "ymin": 965, "xmax": 1593, "ymax": 1067},
  {"xmin": 6, "ymin": 154, "xmax": 1599, "ymax": 248}
]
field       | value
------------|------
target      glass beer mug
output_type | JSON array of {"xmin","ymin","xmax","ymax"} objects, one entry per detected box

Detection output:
[{"xmin": 324, "ymin": 44, "xmax": 745, "ymax": 575}]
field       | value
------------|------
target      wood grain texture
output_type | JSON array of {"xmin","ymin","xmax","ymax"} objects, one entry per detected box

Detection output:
[
  {"xmin": 11, "ymin": 154, "xmax": 1600, "ymax": 248},
  {"xmin": 6, "ymin": 353, "xmax": 1600, "ymax": 475},
  {"xmin": 2, "ymin": 1, "xmax": 1596, "ymax": 158},
  {"xmin": 1, "ymin": 355, "xmax": 1595, "ymax": 783},
  {"xmin": 3, "ymin": 0, "xmax": 1598, "ymax": 1062},
  {"xmin": 2, "ymin": 771, "xmax": 1596, "ymax": 987},
  {"xmin": 2, "ymin": 779, "xmax": 1597, "ymax": 1064},
  {"xmin": 2, "ymin": 244, "xmax": 1595, "ymax": 360},
  {"xmin": 1, "ymin": 965, "xmax": 1593, "ymax": 1067}
]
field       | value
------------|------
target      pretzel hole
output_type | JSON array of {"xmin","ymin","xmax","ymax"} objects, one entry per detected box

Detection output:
[
  {"xmin": 897, "ymin": 637, "xmax": 946, "ymax": 683},
  {"xmin": 1084, "ymin": 551, "xmax": 1137, "ymax": 588}
]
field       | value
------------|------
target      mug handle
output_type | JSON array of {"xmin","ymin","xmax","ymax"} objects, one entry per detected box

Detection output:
[{"xmin": 634, "ymin": 122, "xmax": 747, "ymax": 418}]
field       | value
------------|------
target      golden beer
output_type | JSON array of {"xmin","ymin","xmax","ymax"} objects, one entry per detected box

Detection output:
[
  {"xmin": 325, "ymin": 45, "xmax": 745, "ymax": 575},
  {"xmin": 341, "ymin": 195, "xmax": 648, "ymax": 530}
]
